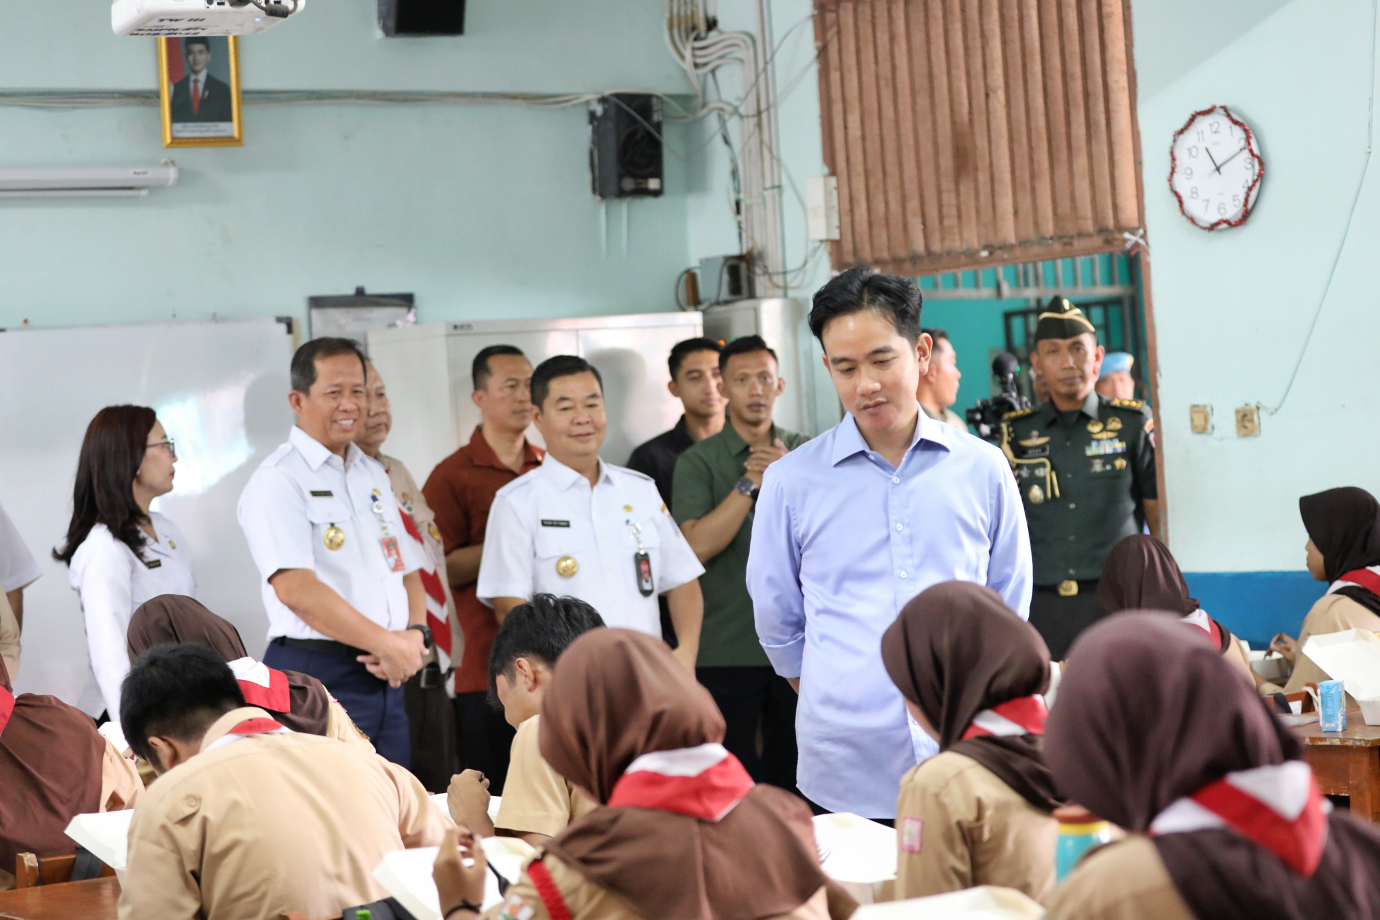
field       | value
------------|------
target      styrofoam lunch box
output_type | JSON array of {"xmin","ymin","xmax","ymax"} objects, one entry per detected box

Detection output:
[{"xmin": 1301, "ymin": 629, "xmax": 1380, "ymax": 725}]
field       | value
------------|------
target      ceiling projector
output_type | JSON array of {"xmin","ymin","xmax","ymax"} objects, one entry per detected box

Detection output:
[{"xmin": 112, "ymin": 0, "xmax": 305, "ymax": 37}]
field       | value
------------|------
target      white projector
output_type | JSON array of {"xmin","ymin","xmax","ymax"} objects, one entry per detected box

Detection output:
[{"xmin": 112, "ymin": 0, "xmax": 305, "ymax": 37}]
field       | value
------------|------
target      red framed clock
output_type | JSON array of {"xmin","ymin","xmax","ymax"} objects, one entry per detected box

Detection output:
[{"xmin": 1168, "ymin": 104, "xmax": 1264, "ymax": 230}]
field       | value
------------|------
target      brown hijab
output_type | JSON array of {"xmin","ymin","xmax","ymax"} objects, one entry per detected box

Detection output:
[
  {"xmin": 1046, "ymin": 614, "xmax": 1380, "ymax": 920},
  {"xmin": 0, "ymin": 656, "xmax": 107, "ymax": 874},
  {"xmin": 127, "ymin": 595, "xmax": 330, "ymax": 736},
  {"xmin": 880, "ymin": 581, "xmax": 1062, "ymax": 812},
  {"xmin": 1097, "ymin": 535, "xmax": 1231, "ymax": 653},
  {"xmin": 1300, "ymin": 487, "xmax": 1380, "ymax": 615},
  {"xmin": 539, "ymin": 629, "xmax": 828, "ymax": 920}
]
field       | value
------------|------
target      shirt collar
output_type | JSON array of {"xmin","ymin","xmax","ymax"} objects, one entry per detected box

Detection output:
[
  {"xmin": 831, "ymin": 405, "xmax": 948, "ymax": 467},
  {"xmin": 718, "ymin": 419, "xmax": 778, "ymax": 457},
  {"xmin": 1038, "ymin": 390, "xmax": 1101, "ymax": 425},
  {"xmin": 466, "ymin": 425, "xmax": 542, "ymax": 472},
  {"xmin": 199, "ymin": 706, "xmax": 274, "ymax": 753},
  {"xmin": 541, "ymin": 452, "xmax": 610, "ymax": 490},
  {"xmin": 289, "ymin": 425, "xmax": 364, "ymax": 472}
]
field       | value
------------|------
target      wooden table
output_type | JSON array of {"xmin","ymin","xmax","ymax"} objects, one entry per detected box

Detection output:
[
  {"xmin": 0, "ymin": 876, "xmax": 120, "ymax": 920},
  {"xmin": 1298, "ymin": 708, "xmax": 1380, "ymax": 823}
]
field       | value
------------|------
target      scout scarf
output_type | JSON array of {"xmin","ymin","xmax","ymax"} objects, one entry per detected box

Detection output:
[
  {"xmin": 881, "ymin": 581, "xmax": 1064, "ymax": 812},
  {"xmin": 540, "ymin": 629, "xmax": 829, "ymax": 920},
  {"xmin": 227, "ymin": 657, "xmax": 291, "ymax": 712},
  {"xmin": 203, "ymin": 710, "xmax": 291, "ymax": 754},
  {"xmin": 1047, "ymin": 613, "xmax": 1380, "ymax": 920},
  {"xmin": 1301, "ymin": 488, "xmax": 1380, "ymax": 616}
]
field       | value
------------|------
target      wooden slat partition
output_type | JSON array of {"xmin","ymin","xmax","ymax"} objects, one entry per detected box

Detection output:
[{"xmin": 814, "ymin": 0, "xmax": 1142, "ymax": 274}]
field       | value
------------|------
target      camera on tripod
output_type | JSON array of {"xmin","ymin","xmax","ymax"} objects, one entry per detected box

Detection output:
[{"xmin": 966, "ymin": 352, "xmax": 1031, "ymax": 443}]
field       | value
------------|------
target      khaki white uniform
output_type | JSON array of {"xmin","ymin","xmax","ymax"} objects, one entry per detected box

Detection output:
[{"xmin": 495, "ymin": 714, "xmax": 598, "ymax": 838}]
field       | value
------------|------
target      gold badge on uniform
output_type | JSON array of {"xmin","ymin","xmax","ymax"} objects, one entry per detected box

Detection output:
[
  {"xmin": 1018, "ymin": 431, "xmax": 1050, "ymax": 447},
  {"xmin": 1087, "ymin": 420, "xmax": 1105, "ymax": 434},
  {"xmin": 556, "ymin": 555, "xmax": 578, "ymax": 577},
  {"xmin": 168, "ymin": 539, "xmax": 176, "ymax": 549},
  {"xmin": 324, "ymin": 525, "xmax": 346, "ymax": 551},
  {"xmin": 623, "ymin": 505, "xmax": 633, "ymax": 513},
  {"xmin": 1105, "ymin": 416, "xmax": 1123, "ymax": 432},
  {"xmin": 1114, "ymin": 457, "xmax": 1127, "ymax": 470},
  {"xmin": 1028, "ymin": 484, "xmax": 1045, "ymax": 505},
  {"xmin": 1058, "ymin": 579, "xmax": 1079, "ymax": 597},
  {"xmin": 428, "ymin": 522, "xmax": 442, "ymax": 543}
]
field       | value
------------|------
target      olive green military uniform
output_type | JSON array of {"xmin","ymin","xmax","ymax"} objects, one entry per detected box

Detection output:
[{"xmin": 1001, "ymin": 390, "xmax": 1156, "ymax": 658}]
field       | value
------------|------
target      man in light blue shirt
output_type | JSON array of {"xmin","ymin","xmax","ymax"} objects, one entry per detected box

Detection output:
[{"xmin": 747, "ymin": 267, "xmax": 1032, "ymax": 819}]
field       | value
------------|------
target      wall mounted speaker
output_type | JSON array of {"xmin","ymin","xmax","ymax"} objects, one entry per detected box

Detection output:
[{"xmin": 379, "ymin": 0, "xmax": 466, "ymax": 36}]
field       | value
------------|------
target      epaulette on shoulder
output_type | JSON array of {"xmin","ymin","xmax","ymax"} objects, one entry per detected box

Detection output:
[
  {"xmin": 1002, "ymin": 407, "xmax": 1036, "ymax": 421},
  {"xmin": 1108, "ymin": 397, "xmax": 1145, "ymax": 410}
]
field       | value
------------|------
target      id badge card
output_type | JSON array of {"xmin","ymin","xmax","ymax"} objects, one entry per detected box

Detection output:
[
  {"xmin": 634, "ymin": 550, "xmax": 654, "ymax": 597},
  {"xmin": 381, "ymin": 535, "xmax": 405, "ymax": 572}
]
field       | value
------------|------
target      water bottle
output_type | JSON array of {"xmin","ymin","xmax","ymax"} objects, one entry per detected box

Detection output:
[{"xmin": 1055, "ymin": 806, "xmax": 1113, "ymax": 882}]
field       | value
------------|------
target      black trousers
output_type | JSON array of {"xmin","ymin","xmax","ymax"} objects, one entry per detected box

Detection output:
[
  {"xmin": 697, "ymin": 666, "xmax": 800, "ymax": 796},
  {"xmin": 452, "ymin": 691, "xmax": 517, "ymax": 794},
  {"xmin": 1029, "ymin": 583, "xmax": 1107, "ymax": 660}
]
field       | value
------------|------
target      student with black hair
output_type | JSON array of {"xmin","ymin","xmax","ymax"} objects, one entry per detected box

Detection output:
[
  {"xmin": 477, "ymin": 356, "xmax": 705, "ymax": 668},
  {"xmin": 446, "ymin": 593, "xmax": 605, "ymax": 847},
  {"xmin": 119, "ymin": 644, "xmax": 450, "ymax": 920}
]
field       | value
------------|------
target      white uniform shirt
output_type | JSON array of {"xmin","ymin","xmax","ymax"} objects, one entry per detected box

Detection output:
[
  {"xmin": 0, "ymin": 499, "xmax": 41, "ymax": 592},
  {"xmin": 237, "ymin": 426, "xmax": 424, "ymax": 642},
  {"xmin": 69, "ymin": 513, "xmax": 196, "ymax": 720},
  {"xmin": 477, "ymin": 455, "xmax": 705, "ymax": 635}
]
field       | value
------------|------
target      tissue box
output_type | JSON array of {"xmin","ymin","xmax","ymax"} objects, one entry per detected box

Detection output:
[{"xmin": 1301, "ymin": 629, "xmax": 1380, "ymax": 725}]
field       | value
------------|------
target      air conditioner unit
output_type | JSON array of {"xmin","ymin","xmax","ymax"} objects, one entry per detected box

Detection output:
[
  {"xmin": 112, "ymin": 0, "xmax": 305, "ymax": 37},
  {"xmin": 0, "ymin": 163, "xmax": 179, "ymax": 199}
]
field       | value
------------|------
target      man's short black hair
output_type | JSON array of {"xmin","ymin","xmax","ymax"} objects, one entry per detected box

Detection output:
[
  {"xmin": 184, "ymin": 37, "xmax": 211, "ymax": 52},
  {"xmin": 718, "ymin": 334, "xmax": 779, "ymax": 375},
  {"xmin": 809, "ymin": 266, "xmax": 922, "ymax": 346},
  {"xmin": 668, "ymin": 337, "xmax": 723, "ymax": 381},
  {"xmin": 290, "ymin": 337, "xmax": 367, "ymax": 395},
  {"xmin": 488, "ymin": 594, "xmax": 605, "ymax": 705},
  {"xmin": 121, "ymin": 644, "xmax": 246, "ymax": 766},
  {"xmin": 472, "ymin": 344, "xmax": 528, "ymax": 391},
  {"xmin": 923, "ymin": 328, "xmax": 950, "ymax": 348},
  {"xmin": 531, "ymin": 355, "xmax": 603, "ymax": 411}
]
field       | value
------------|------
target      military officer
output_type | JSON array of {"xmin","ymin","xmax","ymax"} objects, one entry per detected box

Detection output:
[
  {"xmin": 476, "ymin": 355, "xmax": 706, "ymax": 670},
  {"xmin": 1001, "ymin": 297, "xmax": 1159, "ymax": 659}
]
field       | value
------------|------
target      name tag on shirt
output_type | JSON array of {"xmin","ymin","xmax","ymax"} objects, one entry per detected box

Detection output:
[
  {"xmin": 143, "ymin": 559, "xmax": 163, "ymax": 570},
  {"xmin": 381, "ymin": 536, "xmax": 405, "ymax": 573},
  {"xmin": 541, "ymin": 519, "xmax": 571, "ymax": 528},
  {"xmin": 310, "ymin": 490, "xmax": 334, "ymax": 497}
]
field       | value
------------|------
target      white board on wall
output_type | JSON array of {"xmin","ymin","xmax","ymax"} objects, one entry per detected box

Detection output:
[{"xmin": 0, "ymin": 318, "xmax": 295, "ymax": 711}]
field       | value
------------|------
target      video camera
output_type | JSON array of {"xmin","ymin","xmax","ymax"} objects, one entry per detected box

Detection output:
[{"xmin": 965, "ymin": 352, "xmax": 1030, "ymax": 443}]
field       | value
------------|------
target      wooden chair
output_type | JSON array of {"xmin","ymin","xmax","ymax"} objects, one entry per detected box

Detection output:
[{"xmin": 13, "ymin": 852, "xmax": 115, "ymax": 889}]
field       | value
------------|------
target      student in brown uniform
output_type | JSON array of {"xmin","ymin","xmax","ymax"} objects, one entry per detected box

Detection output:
[
  {"xmin": 433, "ymin": 628, "xmax": 844, "ymax": 920},
  {"xmin": 446, "ymin": 594, "xmax": 603, "ymax": 846},
  {"xmin": 119, "ymin": 645, "xmax": 451, "ymax": 920},
  {"xmin": 1266, "ymin": 487, "xmax": 1380, "ymax": 694},
  {"xmin": 126, "ymin": 594, "xmax": 373, "ymax": 749},
  {"xmin": 0, "ymin": 657, "xmax": 142, "ymax": 890},
  {"xmin": 1045, "ymin": 614, "xmax": 1380, "ymax": 920},
  {"xmin": 880, "ymin": 581, "xmax": 1061, "ymax": 902},
  {"xmin": 1098, "ymin": 535, "xmax": 1253, "ymax": 680}
]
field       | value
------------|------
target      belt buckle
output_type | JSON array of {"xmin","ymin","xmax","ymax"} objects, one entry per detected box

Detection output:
[{"xmin": 1057, "ymin": 579, "xmax": 1079, "ymax": 597}]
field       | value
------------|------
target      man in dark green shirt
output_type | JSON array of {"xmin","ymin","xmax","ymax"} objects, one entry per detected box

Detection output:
[
  {"xmin": 673, "ymin": 335, "xmax": 809, "ymax": 794},
  {"xmin": 1001, "ymin": 297, "xmax": 1160, "ymax": 659}
]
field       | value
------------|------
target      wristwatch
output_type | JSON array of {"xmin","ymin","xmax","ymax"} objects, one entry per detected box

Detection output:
[
  {"xmin": 735, "ymin": 476, "xmax": 760, "ymax": 501},
  {"xmin": 407, "ymin": 623, "xmax": 434, "ymax": 650}
]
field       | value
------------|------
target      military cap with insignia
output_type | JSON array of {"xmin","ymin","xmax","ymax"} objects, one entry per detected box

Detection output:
[{"xmin": 1033, "ymin": 296, "xmax": 1097, "ymax": 342}]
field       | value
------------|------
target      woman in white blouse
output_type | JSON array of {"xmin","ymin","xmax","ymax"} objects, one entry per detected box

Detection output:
[{"xmin": 54, "ymin": 405, "xmax": 196, "ymax": 723}]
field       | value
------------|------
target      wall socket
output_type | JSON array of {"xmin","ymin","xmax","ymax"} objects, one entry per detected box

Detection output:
[
  {"xmin": 1235, "ymin": 405, "xmax": 1260, "ymax": 437},
  {"xmin": 1189, "ymin": 404, "xmax": 1212, "ymax": 434}
]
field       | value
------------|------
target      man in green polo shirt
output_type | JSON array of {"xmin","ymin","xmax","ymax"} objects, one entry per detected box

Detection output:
[{"xmin": 673, "ymin": 335, "xmax": 809, "ymax": 794}]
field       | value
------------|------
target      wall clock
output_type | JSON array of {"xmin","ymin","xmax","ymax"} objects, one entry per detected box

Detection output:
[{"xmin": 1168, "ymin": 104, "xmax": 1263, "ymax": 230}]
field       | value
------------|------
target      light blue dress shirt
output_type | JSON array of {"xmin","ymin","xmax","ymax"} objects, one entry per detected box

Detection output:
[{"xmin": 747, "ymin": 409, "xmax": 1032, "ymax": 818}]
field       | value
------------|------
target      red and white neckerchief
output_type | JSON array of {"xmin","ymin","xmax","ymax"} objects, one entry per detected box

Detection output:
[
  {"xmin": 1329, "ymin": 566, "xmax": 1380, "ymax": 598},
  {"xmin": 1149, "ymin": 760, "xmax": 1330, "ymax": 877},
  {"xmin": 961, "ymin": 695, "xmax": 1048, "ymax": 740},
  {"xmin": 203, "ymin": 713, "xmax": 291, "ymax": 754},
  {"xmin": 397, "ymin": 507, "xmax": 453, "ymax": 674},
  {"xmin": 607, "ymin": 742, "xmax": 754, "ymax": 821},
  {"xmin": 226, "ymin": 657, "xmax": 291, "ymax": 712},
  {"xmin": 1180, "ymin": 609, "xmax": 1214, "ymax": 637},
  {"xmin": 0, "ymin": 684, "xmax": 14, "ymax": 735}
]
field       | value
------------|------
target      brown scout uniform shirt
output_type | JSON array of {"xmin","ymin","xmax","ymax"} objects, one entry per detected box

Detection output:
[
  {"xmin": 1045, "ymin": 835, "xmax": 1194, "ymax": 920},
  {"xmin": 895, "ymin": 751, "xmax": 1057, "ymax": 903},
  {"xmin": 494, "ymin": 715, "xmax": 598, "ymax": 838},
  {"xmin": 119, "ymin": 706, "xmax": 451, "ymax": 920}
]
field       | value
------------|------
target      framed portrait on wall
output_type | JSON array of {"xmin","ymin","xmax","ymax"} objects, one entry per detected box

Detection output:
[{"xmin": 157, "ymin": 36, "xmax": 243, "ymax": 148}]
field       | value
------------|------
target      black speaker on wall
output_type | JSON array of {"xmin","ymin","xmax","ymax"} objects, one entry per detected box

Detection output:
[
  {"xmin": 589, "ymin": 94, "xmax": 664, "ymax": 199},
  {"xmin": 379, "ymin": 0, "xmax": 466, "ymax": 36}
]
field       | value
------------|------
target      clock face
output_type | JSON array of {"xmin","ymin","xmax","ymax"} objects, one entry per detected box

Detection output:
[{"xmin": 1168, "ymin": 105, "xmax": 1263, "ymax": 230}]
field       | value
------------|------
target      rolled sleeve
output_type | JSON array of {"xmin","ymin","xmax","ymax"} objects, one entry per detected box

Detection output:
[
  {"xmin": 747, "ymin": 468, "xmax": 806, "ymax": 678},
  {"xmin": 654, "ymin": 507, "xmax": 705, "ymax": 594},
  {"xmin": 475, "ymin": 491, "xmax": 534, "ymax": 606},
  {"xmin": 986, "ymin": 462, "xmax": 1033, "ymax": 619},
  {"xmin": 237, "ymin": 468, "xmax": 313, "ymax": 580}
]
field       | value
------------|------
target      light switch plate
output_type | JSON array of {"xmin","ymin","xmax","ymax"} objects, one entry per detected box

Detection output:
[
  {"xmin": 1235, "ymin": 405, "xmax": 1260, "ymax": 437},
  {"xmin": 1189, "ymin": 404, "xmax": 1212, "ymax": 434}
]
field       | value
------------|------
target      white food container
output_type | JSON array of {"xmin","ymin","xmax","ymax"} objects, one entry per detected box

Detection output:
[
  {"xmin": 852, "ymin": 885, "xmax": 1044, "ymax": 919},
  {"xmin": 1300, "ymin": 629, "xmax": 1380, "ymax": 725}
]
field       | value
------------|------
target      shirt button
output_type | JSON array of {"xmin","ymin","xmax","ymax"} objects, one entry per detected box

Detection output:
[
  {"xmin": 893, "ymin": 477, "xmax": 900, "ymax": 484},
  {"xmin": 899, "ymin": 571, "xmax": 907, "ymax": 578},
  {"xmin": 895, "ymin": 524, "xmax": 903, "ymax": 531}
]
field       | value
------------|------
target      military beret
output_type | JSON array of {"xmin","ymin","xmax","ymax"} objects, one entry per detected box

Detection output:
[
  {"xmin": 1099, "ymin": 351, "xmax": 1134, "ymax": 378},
  {"xmin": 1033, "ymin": 296, "xmax": 1096, "ymax": 342}
]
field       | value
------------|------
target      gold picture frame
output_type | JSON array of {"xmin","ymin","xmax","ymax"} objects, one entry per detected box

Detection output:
[{"xmin": 157, "ymin": 36, "xmax": 243, "ymax": 148}]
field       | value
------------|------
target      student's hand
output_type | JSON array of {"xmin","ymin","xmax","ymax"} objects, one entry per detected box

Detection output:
[
  {"xmin": 448, "ymin": 770, "xmax": 492, "ymax": 831},
  {"xmin": 433, "ymin": 825, "xmax": 487, "ymax": 916},
  {"xmin": 1270, "ymin": 633, "xmax": 1298, "ymax": 665},
  {"xmin": 743, "ymin": 439, "xmax": 788, "ymax": 487}
]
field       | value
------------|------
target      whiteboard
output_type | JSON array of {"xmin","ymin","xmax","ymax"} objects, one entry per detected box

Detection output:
[{"xmin": 0, "ymin": 318, "xmax": 295, "ymax": 711}]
